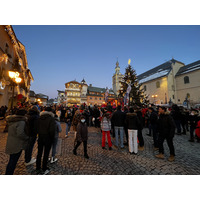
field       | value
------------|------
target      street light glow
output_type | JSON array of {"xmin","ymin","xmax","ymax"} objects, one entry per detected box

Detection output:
[{"xmin": 15, "ymin": 77, "xmax": 22, "ymax": 83}]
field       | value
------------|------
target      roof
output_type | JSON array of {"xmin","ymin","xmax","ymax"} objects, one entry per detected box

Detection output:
[
  {"xmin": 57, "ymin": 90, "xmax": 65, "ymax": 93},
  {"xmin": 29, "ymin": 90, "xmax": 35, "ymax": 97},
  {"xmin": 137, "ymin": 59, "xmax": 183, "ymax": 84},
  {"xmin": 35, "ymin": 93, "xmax": 49, "ymax": 99},
  {"xmin": 87, "ymin": 86, "xmax": 115, "ymax": 95},
  {"xmin": 176, "ymin": 60, "xmax": 200, "ymax": 76}
]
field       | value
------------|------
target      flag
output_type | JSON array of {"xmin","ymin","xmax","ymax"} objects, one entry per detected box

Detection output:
[{"xmin": 105, "ymin": 88, "xmax": 109, "ymax": 102}]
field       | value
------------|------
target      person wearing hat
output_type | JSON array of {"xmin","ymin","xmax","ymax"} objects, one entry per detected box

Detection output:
[
  {"xmin": 5, "ymin": 109, "xmax": 29, "ymax": 175},
  {"xmin": 73, "ymin": 115, "xmax": 89, "ymax": 159}
]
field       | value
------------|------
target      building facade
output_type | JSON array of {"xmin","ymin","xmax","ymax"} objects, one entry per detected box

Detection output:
[
  {"xmin": 64, "ymin": 79, "xmax": 116, "ymax": 106},
  {"xmin": 112, "ymin": 61, "xmax": 124, "ymax": 96},
  {"xmin": 0, "ymin": 25, "xmax": 33, "ymax": 108},
  {"xmin": 137, "ymin": 59, "xmax": 200, "ymax": 105}
]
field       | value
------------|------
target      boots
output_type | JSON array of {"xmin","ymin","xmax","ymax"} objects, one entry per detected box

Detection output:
[
  {"xmin": 138, "ymin": 146, "xmax": 144, "ymax": 151},
  {"xmin": 73, "ymin": 149, "xmax": 77, "ymax": 155},
  {"xmin": 155, "ymin": 153, "xmax": 164, "ymax": 159},
  {"xmin": 84, "ymin": 154, "xmax": 89, "ymax": 159},
  {"xmin": 168, "ymin": 155, "xmax": 175, "ymax": 162}
]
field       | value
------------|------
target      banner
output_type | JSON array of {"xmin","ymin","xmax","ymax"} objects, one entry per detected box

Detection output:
[
  {"xmin": 124, "ymin": 84, "xmax": 131, "ymax": 105},
  {"xmin": 105, "ymin": 88, "xmax": 109, "ymax": 102}
]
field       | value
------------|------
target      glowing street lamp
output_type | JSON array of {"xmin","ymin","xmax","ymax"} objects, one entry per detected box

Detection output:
[{"xmin": 8, "ymin": 71, "xmax": 22, "ymax": 110}]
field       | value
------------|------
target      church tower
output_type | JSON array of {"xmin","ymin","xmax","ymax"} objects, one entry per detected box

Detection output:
[{"xmin": 112, "ymin": 60, "xmax": 124, "ymax": 96}]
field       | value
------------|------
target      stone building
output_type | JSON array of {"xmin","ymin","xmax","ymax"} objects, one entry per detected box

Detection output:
[
  {"xmin": 0, "ymin": 25, "xmax": 33, "ymax": 108},
  {"xmin": 137, "ymin": 59, "xmax": 200, "ymax": 105},
  {"xmin": 112, "ymin": 61, "xmax": 124, "ymax": 96}
]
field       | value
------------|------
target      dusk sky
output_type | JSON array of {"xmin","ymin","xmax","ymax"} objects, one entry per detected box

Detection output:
[{"xmin": 12, "ymin": 25, "xmax": 200, "ymax": 99}]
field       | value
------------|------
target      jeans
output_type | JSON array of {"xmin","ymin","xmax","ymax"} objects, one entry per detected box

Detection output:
[
  {"xmin": 174, "ymin": 120, "xmax": 181, "ymax": 133},
  {"xmin": 25, "ymin": 136, "xmax": 37, "ymax": 163},
  {"xmin": 52, "ymin": 137, "xmax": 58, "ymax": 157},
  {"xmin": 102, "ymin": 131, "xmax": 112, "ymax": 147},
  {"xmin": 114, "ymin": 126, "xmax": 124, "ymax": 148},
  {"xmin": 36, "ymin": 135, "xmax": 52, "ymax": 171},
  {"xmin": 5, "ymin": 150, "xmax": 22, "ymax": 175},
  {"xmin": 66, "ymin": 122, "xmax": 71, "ymax": 136},
  {"xmin": 190, "ymin": 126, "xmax": 195, "ymax": 140}
]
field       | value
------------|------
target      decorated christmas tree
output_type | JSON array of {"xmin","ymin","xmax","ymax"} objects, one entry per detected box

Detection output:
[{"xmin": 119, "ymin": 59, "xmax": 149, "ymax": 106}]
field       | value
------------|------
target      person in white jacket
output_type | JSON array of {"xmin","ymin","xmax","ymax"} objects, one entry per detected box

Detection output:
[{"xmin": 101, "ymin": 112, "xmax": 112, "ymax": 150}]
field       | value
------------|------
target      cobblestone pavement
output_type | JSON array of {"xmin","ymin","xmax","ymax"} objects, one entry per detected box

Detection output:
[{"xmin": 0, "ymin": 119, "xmax": 200, "ymax": 175}]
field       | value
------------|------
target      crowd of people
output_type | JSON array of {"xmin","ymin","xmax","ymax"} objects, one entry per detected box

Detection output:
[{"xmin": 3, "ymin": 101, "xmax": 200, "ymax": 175}]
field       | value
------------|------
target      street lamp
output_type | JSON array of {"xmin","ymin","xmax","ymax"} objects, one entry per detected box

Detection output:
[
  {"xmin": 151, "ymin": 94, "xmax": 158, "ymax": 104},
  {"xmin": 8, "ymin": 71, "xmax": 22, "ymax": 110}
]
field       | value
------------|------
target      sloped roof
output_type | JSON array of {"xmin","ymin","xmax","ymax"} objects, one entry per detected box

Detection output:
[
  {"xmin": 29, "ymin": 90, "xmax": 35, "ymax": 97},
  {"xmin": 176, "ymin": 60, "xmax": 200, "ymax": 76},
  {"xmin": 87, "ymin": 86, "xmax": 115, "ymax": 95},
  {"xmin": 35, "ymin": 93, "xmax": 49, "ymax": 99},
  {"xmin": 137, "ymin": 59, "xmax": 183, "ymax": 84}
]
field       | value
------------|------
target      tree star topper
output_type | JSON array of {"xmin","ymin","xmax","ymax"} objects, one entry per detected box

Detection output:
[{"xmin": 128, "ymin": 59, "xmax": 131, "ymax": 65}]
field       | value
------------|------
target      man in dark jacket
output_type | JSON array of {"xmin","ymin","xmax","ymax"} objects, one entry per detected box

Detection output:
[
  {"xmin": 125, "ymin": 107, "xmax": 141, "ymax": 154},
  {"xmin": 148, "ymin": 107, "xmax": 159, "ymax": 149},
  {"xmin": 24, "ymin": 106, "xmax": 39, "ymax": 166},
  {"xmin": 36, "ymin": 107, "xmax": 55, "ymax": 175},
  {"xmin": 111, "ymin": 105, "xmax": 126, "ymax": 149},
  {"xmin": 156, "ymin": 107, "xmax": 176, "ymax": 162}
]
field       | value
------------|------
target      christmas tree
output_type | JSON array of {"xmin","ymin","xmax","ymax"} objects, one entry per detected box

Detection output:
[{"xmin": 119, "ymin": 60, "xmax": 149, "ymax": 106}]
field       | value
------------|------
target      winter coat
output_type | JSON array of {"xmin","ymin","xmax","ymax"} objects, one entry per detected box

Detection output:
[
  {"xmin": 157, "ymin": 113, "xmax": 176, "ymax": 137},
  {"xmin": 55, "ymin": 119, "xmax": 62, "ymax": 138},
  {"xmin": 5, "ymin": 115, "xmax": 29, "ymax": 155},
  {"xmin": 64, "ymin": 111, "xmax": 73, "ymax": 124},
  {"xmin": 38, "ymin": 111, "xmax": 55, "ymax": 140},
  {"xmin": 149, "ymin": 111, "xmax": 158, "ymax": 125},
  {"xmin": 101, "ymin": 117, "xmax": 111, "ymax": 131},
  {"xmin": 125, "ymin": 112, "xmax": 141, "ymax": 130},
  {"xmin": 76, "ymin": 122, "xmax": 88, "ymax": 142},
  {"xmin": 188, "ymin": 114, "xmax": 198, "ymax": 129},
  {"xmin": 72, "ymin": 110, "xmax": 83, "ymax": 131},
  {"xmin": 27, "ymin": 109, "xmax": 39, "ymax": 137},
  {"xmin": 111, "ymin": 110, "xmax": 126, "ymax": 127}
]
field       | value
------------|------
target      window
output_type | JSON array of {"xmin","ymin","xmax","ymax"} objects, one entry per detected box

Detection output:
[
  {"xmin": 156, "ymin": 81, "xmax": 160, "ymax": 88},
  {"xmin": 95, "ymin": 97, "xmax": 97, "ymax": 100},
  {"xmin": 173, "ymin": 95, "xmax": 175, "ymax": 99},
  {"xmin": 144, "ymin": 85, "xmax": 146, "ymax": 91},
  {"xmin": 99, "ymin": 98, "xmax": 101, "ymax": 100},
  {"xmin": 184, "ymin": 76, "xmax": 190, "ymax": 84},
  {"xmin": 90, "ymin": 97, "xmax": 92, "ymax": 100}
]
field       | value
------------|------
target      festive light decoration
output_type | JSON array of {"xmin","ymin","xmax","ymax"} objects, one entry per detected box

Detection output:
[{"xmin": 128, "ymin": 59, "xmax": 131, "ymax": 65}]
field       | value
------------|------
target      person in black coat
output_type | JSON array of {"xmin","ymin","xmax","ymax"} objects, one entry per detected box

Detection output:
[
  {"xmin": 24, "ymin": 106, "xmax": 39, "ymax": 166},
  {"xmin": 155, "ymin": 107, "xmax": 176, "ymax": 162},
  {"xmin": 111, "ymin": 105, "xmax": 126, "ymax": 149},
  {"xmin": 135, "ymin": 107, "xmax": 145, "ymax": 150},
  {"xmin": 36, "ymin": 107, "xmax": 55, "ymax": 175},
  {"xmin": 125, "ymin": 107, "xmax": 142, "ymax": 154},
  {"xmin": 73, "ymin": 115, "xmax": 89, "ymax": 159},
  {"xmin": 148, "ymin": 107, "xmax": 159, "ymax": 149}
]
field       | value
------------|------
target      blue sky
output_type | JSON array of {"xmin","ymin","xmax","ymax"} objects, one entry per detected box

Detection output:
[{"xmin": 12, "ymin": 25, "xmax": 200, "ymax": 99}]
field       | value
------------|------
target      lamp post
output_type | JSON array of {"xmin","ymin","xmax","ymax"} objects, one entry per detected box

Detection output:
[
  {"xmin": 151, "ymin": 94, "xmax": 158, "ymax": 104},
  {"xmin": 8, "ymin": 71, "xmax": 22, "ymax": 110}
]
